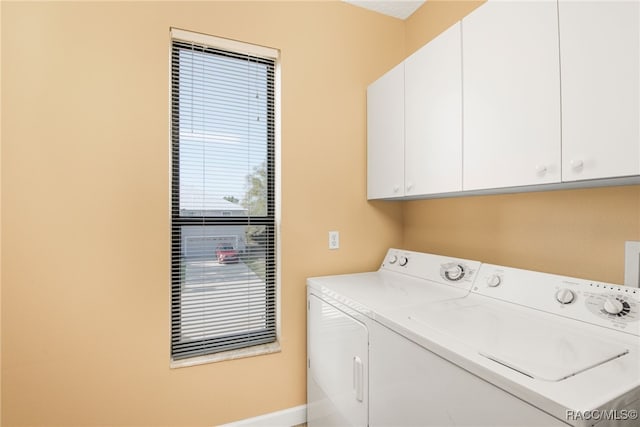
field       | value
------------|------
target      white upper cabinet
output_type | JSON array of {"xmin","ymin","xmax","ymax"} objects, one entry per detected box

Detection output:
[
  {"xmin": 405, "ymin": 22, "xmax": 463, "ymax": 196},
  {"xmin": 558, "ymin": 0, "xmax": 640, "ymax": 182},
  {"xmin": 367, "ymin": 62, "xmax": 405, "ymax": 200},
  {"xmin": 366, "ymin": 0, "xmax": 640, "ymax": 201},
  {"xmin": 462, "ymin": 0, "xmax": 562, "ymax": 191}
]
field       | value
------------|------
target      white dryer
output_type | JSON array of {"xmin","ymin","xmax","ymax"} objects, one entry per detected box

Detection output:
[{"xmin": 306, "ymin": 248, "xmax": 481, "ymax": 427}]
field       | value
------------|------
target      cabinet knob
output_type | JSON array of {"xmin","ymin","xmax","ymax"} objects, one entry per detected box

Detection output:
[
  {"xmin": 407, "ymin": 182, "xmax": 414, "ymax": 191},
  {"xmin": 535, "ymin": 165, "xmax": 547, "ymax": 176},
  {"xmin": 571, "ymin": 159, "xmax": 584, "ymax": 172},
  {"xmin": 393, "ymin": 185, "xmax": 400, "ymax": 193}
]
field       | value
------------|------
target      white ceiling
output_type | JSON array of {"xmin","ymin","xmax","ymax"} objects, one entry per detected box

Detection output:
[{"xmin": 343, "ymin": 0, "xmax": 426, "ymax": 20}]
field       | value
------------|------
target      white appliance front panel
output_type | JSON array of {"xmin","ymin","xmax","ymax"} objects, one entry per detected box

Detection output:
[
  {"xmin": 369, "ymin": 320, "xmax": 567, "ymax": 426},
  {"xmin": 308, "ymin": 293, "xmax": 368, "ymax": 427},
  {"xmin": 473, "ymin": 264, "xmax": 640, "ymax": 336},
  {"xmin": 380, "ymin": 296, "xmax": 640, "ymax": 422},
  {"xmin": 380, "ymin": 248, "xmax": 481, "ymax": 288}
]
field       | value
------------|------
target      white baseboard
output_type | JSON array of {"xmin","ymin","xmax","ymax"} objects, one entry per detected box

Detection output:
[{"xmin": 219, "ymin": 404, "xmax": 307, "ymax": 427}]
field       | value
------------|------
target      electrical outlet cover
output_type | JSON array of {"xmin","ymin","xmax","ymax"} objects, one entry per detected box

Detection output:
[
  {"xmin": 624, "ymin": 241, "xmax": 640, "ymax": 287},
  {"xmin": 329, "ymin": 231, "xmax": 340, "ymax": 250}
]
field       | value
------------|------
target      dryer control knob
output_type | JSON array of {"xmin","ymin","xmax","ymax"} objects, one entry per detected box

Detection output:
[
  {"xmin": 487, "ymin": 274, "xmax": 502, "ymax": 287},
  {"xmin": 399, "ymin": 256, "xmax": 408, "ymax": 267},
  {"xmin": 555, "ymin": 289, "xmax": 575, "ymax": 305},
  {"xmin": 603, "ymin": 298, "xmax": 624, "ymax": 315},
  {"xmin": 442, "ymin": 264, "xmax": 465, "ymax": 281},
  {"xmin": 388, "ymin": 255, "xmax": 398, "ymax": 264}
]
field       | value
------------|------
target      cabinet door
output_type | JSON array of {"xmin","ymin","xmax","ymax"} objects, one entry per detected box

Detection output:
[
  {"xmin": 405, "ymin": 23, "xmax": 463, "ymax": 196},
  {"xmin": 367, "ymin": 62, "xmax": 404, "ymax": 199},
  {"xmin": 559, "ymin": 0, "xmax": 640, "ymax": 181},
  {"xmin": 462, "ymin": 0, "xmax": 561, "ymax": 191},
  {"xmin": 307, "ymin": 294, "xmax": 368, "ymax": 427}
]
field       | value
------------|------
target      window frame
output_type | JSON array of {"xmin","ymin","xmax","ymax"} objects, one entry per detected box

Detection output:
[{"xmin": 169, "ymin": 28, "xmax": 280, "ymax": 366}]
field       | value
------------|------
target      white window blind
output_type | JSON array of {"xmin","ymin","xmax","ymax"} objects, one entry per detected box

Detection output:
[{"xmin": 170, "ymin": 31, "xmax": 277, "ymax": 360}]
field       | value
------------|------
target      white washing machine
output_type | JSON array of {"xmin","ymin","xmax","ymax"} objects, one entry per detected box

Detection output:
[
  {"xmin": 377, "ymin": 263, "xmax": 640, "ymax": 426},
  {"xmin": 306, "ymin": 248, "xmax": 482, "ymax": 427}
]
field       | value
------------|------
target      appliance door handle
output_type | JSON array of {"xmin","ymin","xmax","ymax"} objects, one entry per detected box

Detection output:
[{"xmin": 353, "ymin": 356, "xmax": 363, "ymax": 402}]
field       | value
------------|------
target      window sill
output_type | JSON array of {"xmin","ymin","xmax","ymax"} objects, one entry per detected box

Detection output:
[{"xmin": 170, "ymin": 341, "xmax": 281, "ymax": 368}]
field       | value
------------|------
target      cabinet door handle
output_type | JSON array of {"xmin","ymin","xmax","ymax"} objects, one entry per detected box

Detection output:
[
  {"xmin": 535, "ymin": 165, "xmax": 547, "ymax": 176},
  {"xmin": 353, "ymin": 356, "xmax": 363, "ymax": 402},
  {"xmin": 393, "ymin": 185, "xmax": 400, "ymax": 193},
  {"xmin": 570, "ymin": 159, "xmax": 584, "ymax": 172}
]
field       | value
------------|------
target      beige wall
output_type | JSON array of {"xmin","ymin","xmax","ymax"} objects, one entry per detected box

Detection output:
[
  {"xmin": 403, "ymin": 1, "xmax": 640, "ymax": 284},
  {"xmin": 403, "ymin": 186, "xmax": 640, "ymax": 283},
  {"xmin": 405, "ymin": 0, "xmax": 484, "ymax": 55},
  {"xmin": 1, "ymin": 1, "xmax": 403, "ymax": 425},
  {"xmin": 3, "ymin": 1, "xmax": 639, "ymax": 426}
]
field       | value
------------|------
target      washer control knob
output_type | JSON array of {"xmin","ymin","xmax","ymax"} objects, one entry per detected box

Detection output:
[
  {"xmin": 442, "ymin": 263, "xmax": 465, "ymax": 281},
  {"xmin": 487, "ymin": 274, "xmax": 502, "ymax": 287},
  {"xmin": 388, "ymin": 255, "xmax": 398, "ymax": 264},
  {"xmin": 603, "ymin": 298, "xmax": 624, "ymax": 315},
  {"xmin": 555, "ymin": 289, "xmax": 575, "ymax": 305},
  {"xmin": 399, "ymin": 256, "xmax": 408, "ymax": 267}
]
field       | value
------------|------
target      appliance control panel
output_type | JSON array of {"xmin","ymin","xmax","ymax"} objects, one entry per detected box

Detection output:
[
  {"xmin": 473, "ymin": 264, "xmax": 640, "ymax": 336},
  {"xmin": 381, "ymin": 249, "xmax": 481, "ymax": 289}
]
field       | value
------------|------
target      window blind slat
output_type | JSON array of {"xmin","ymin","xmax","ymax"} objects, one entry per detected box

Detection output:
[{"xmin": 171, "ymin": 34, "xmax": 277, "ymax": 361}]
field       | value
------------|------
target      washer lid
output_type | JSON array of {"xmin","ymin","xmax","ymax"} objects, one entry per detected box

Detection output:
[
  {"xmin": 406, "ymin": 300, "xmax": 630, "ymax": 382},
  {"xmin": 477, "ymin": 327, "xmax": 628, "ymax": 382}
]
